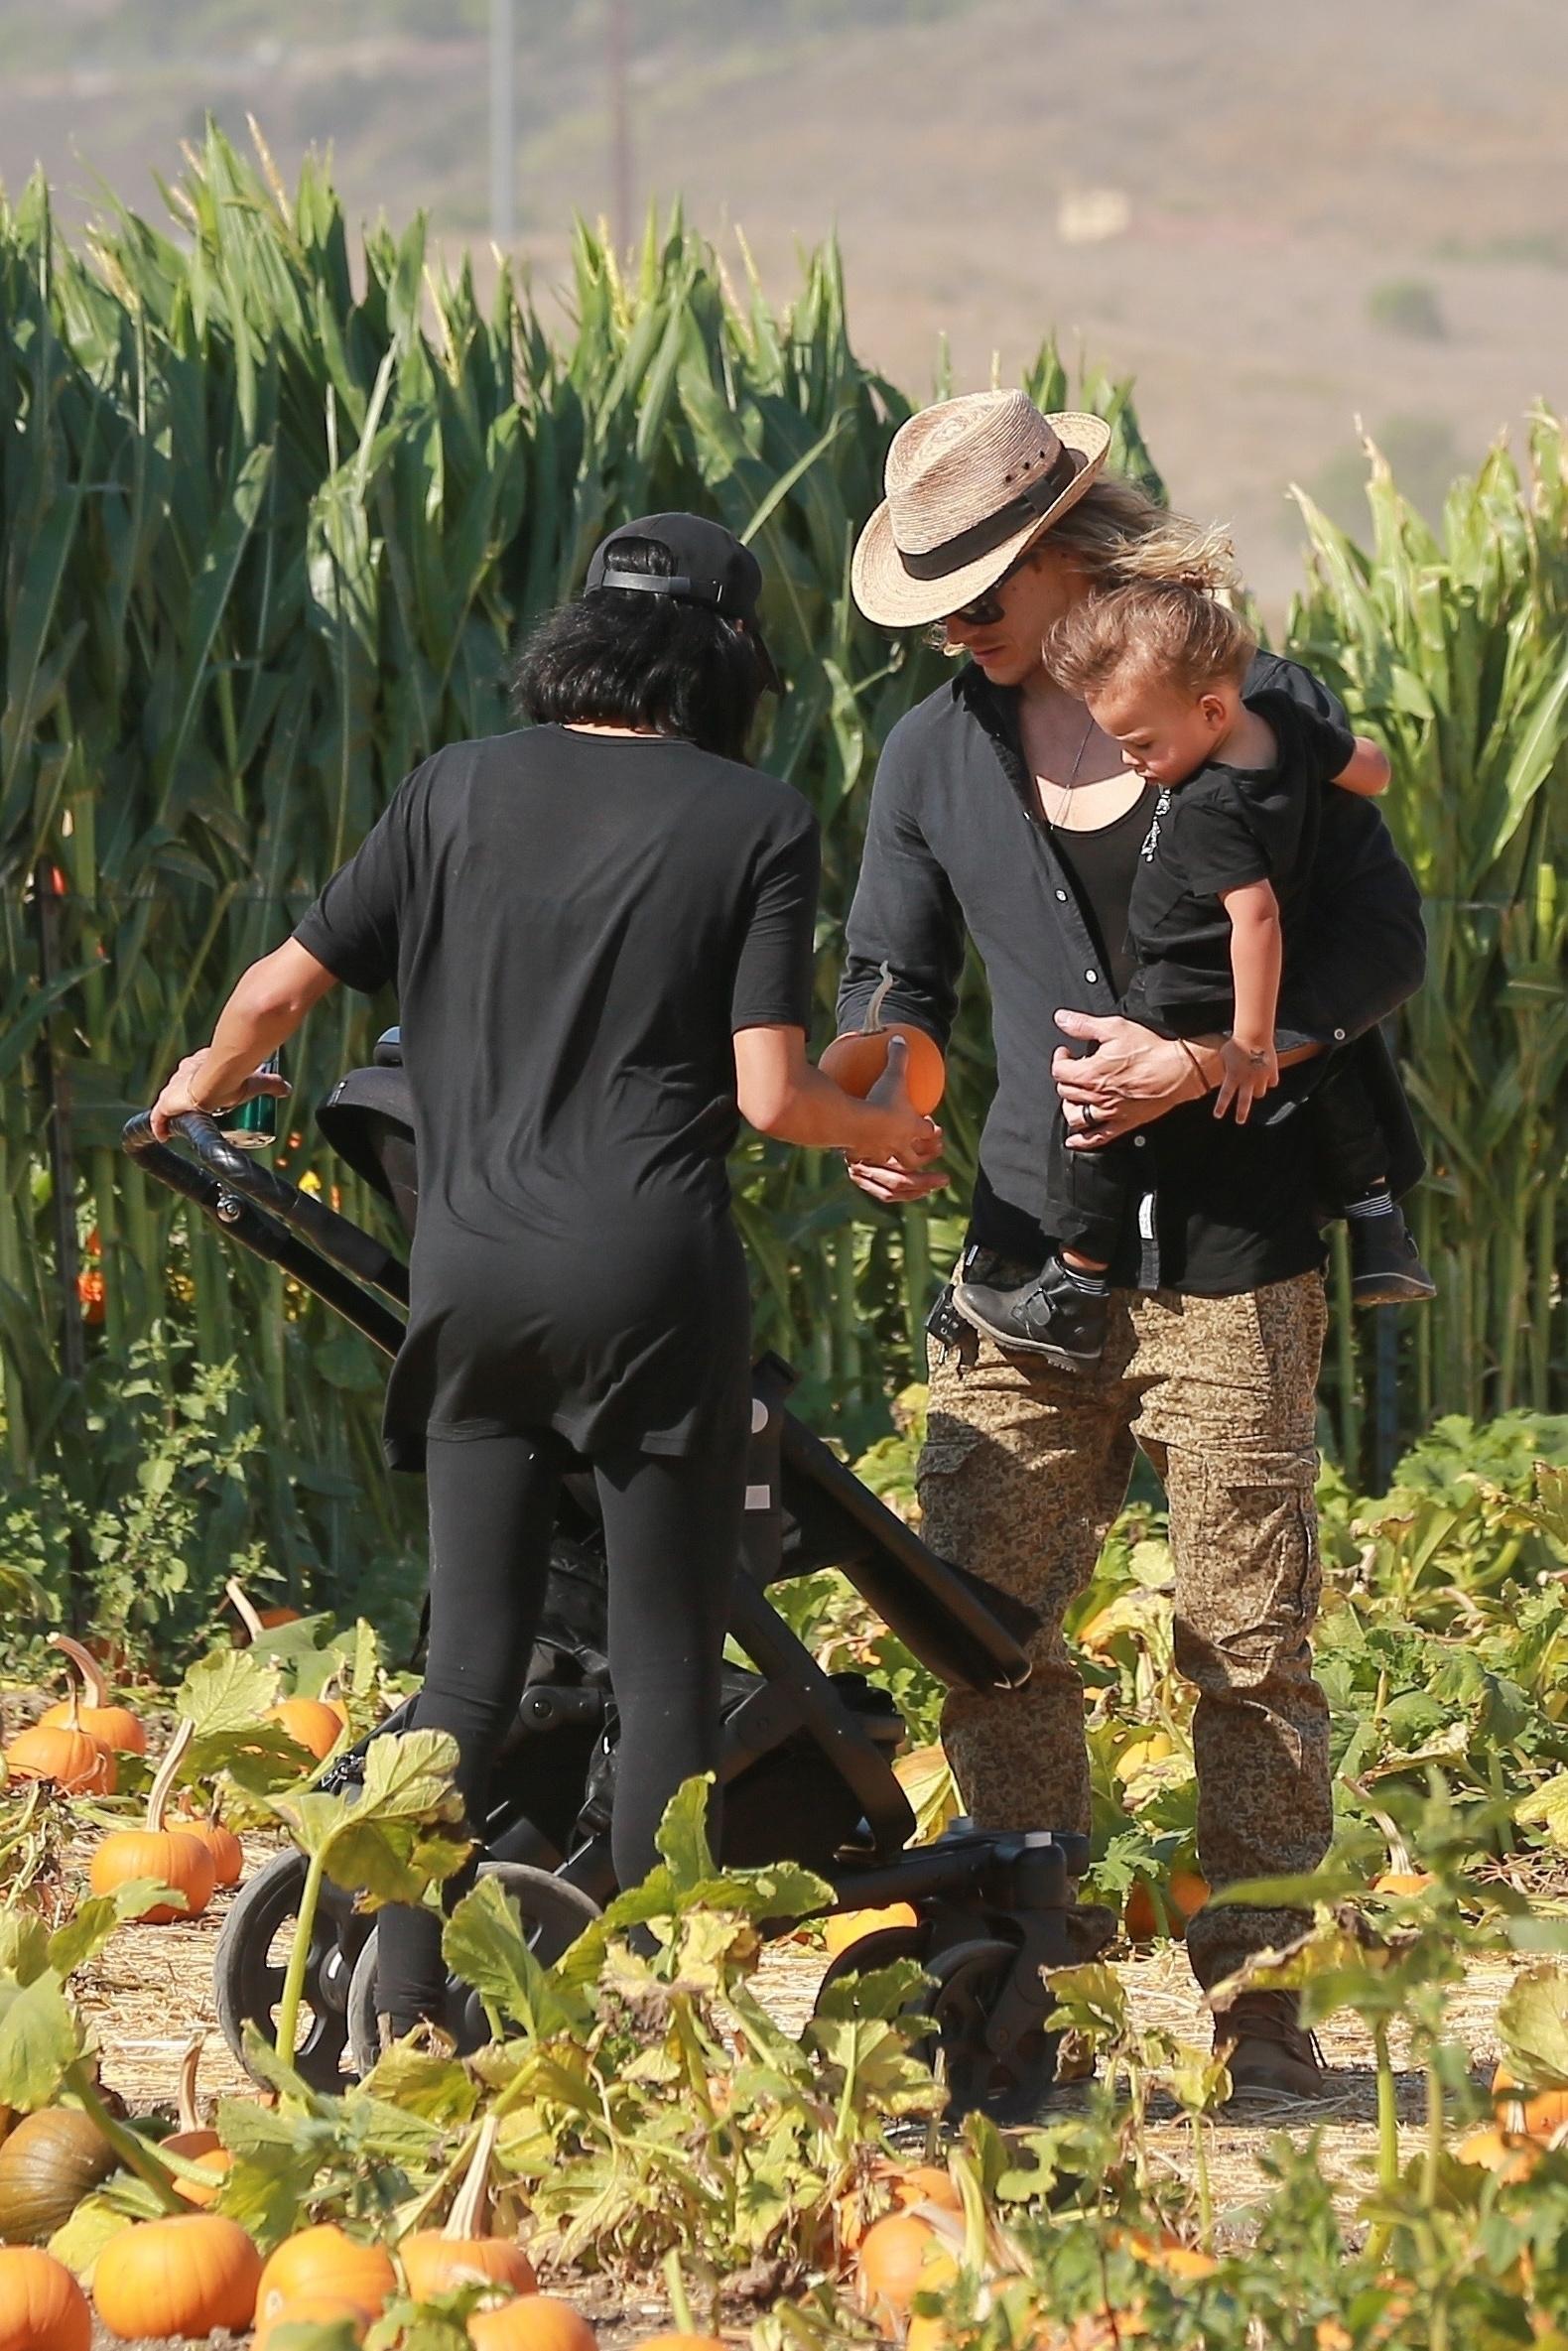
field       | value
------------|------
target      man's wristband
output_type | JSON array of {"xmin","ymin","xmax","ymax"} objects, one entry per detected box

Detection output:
[{"xmin": 1176, "ymin": 1039, "xmax": 1214, "ymax": 1099}]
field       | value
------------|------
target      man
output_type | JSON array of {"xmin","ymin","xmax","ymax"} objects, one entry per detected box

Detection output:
[{"xmin": 839, "ymin": 389, "xmax": 1425, "ymax": 2101}]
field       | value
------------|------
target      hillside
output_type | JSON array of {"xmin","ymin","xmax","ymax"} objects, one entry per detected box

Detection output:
[{"xmin": 5, "ymin": 0, "xmax": 1565, "ymax": 603}]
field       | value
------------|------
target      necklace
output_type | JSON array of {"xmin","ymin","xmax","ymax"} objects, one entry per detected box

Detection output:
[{"xmin": 1041, "ymin": 709, "xmax": 1098, "ymax": 828}]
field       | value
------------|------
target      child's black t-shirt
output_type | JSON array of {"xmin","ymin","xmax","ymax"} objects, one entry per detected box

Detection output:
[{"xmin": 1125, "ymin": 690, "xmax": 1352, "ymax": 1028}]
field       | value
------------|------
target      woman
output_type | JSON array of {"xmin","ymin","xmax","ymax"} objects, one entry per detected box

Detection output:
[
  {"xmin": 836, "ymin": 392, "xmax": 1425, "ymax": 2103},
  {"xmin": 152, "ymin": 511, "xmax": 938, "ymax": 2037}
]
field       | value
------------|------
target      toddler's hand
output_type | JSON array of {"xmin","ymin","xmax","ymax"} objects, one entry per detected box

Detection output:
[{"xmin": 1214, "ymin": 1035, "xmax": 1279, "ymax": 1125}]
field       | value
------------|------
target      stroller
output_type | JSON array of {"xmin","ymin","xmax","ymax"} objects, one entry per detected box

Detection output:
[{"xmin": 125, "ymin": 1034, "xmax": 1088, "ymax": 2118}]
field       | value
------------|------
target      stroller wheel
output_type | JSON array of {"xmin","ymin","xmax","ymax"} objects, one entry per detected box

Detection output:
[
  {"xmin": 212, "ymin": 1850, "xmax": 370, "ymax": 2091},
  {"xmin": 915, "ymin": 1936, "xmax": 1054, "ymax": 2125},
  {"xmin": 813, "ymin": 1922, "xmax": 931, "ymax": 2002},
  {"xmin": 344, "ymin": 1861, "xmax": 602, "ymax": 2079}
]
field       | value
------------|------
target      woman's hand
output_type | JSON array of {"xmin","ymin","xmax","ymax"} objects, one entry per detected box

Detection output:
[
  {"xmin": 863, "ymin": 1035, "xmax": 944, "ymax": 1174},
  {"xmin": 1051, "ymin": 1009, "xmax": 1211, "ymax": 1148},
  {"xmin": 151, "ymin": 1051, "xmax": 291, "ymax": 1142}
]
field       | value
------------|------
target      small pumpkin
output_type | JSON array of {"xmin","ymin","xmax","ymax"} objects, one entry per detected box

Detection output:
[
  {"xmin": 1124, "ymin": 1866, "xmax": 1209, "ymax": 1944},
  {"xmin": 224, "ymin": 1578, "xmax": 303, "ymax": 1646},
  {"xmin": 172, "ymin": 1799, "xmax": 243, "ymax": 1892},
  {"xmin": 256, "ymin": 2227, "xmax": 396, "ymax": 2326},
  {"xmin": 854, "ymin": 2212, "xmax": 957, "ymax": 2320},
  {"xmin": 160, "ymin": 2039, "xmax": 230, "ymax": 2208},
  {"xmin": 400, "ymin": 2116, "xmax": 535, "ymax": 2300},
  {"xmin": 253, "ymin": 2294, "xmax": 371, "ymax": 2351},
  {"xmin": 264, "ymin": 1698, "xmax": 345, "ymax": 1764},
  {"xmin": 39, "ymin": 1639, "xmax": 146, "ymax": 1759},
  {"xmin": 0, "ymin": 2109, "xmax": 117, "ymax": 2244},
  {"xmin": 0, "ymin": 2245, "xmax": 92, "ymax": 2351},
  {"xmin": 88, "ymin": 1721, "xmax": 215, "ymax": 1925},
  {"xmin": 822, "ymin": 1902, "xmax": 918, "ymax": 1960},
  {"xmin": 3, "ymin": 1689, "xmax": 115, "ymax": 1799},
  {"xmin": 886, "ymin": 2162, "xmax": 963, "ymax": 2216},
  {"xmin": 819, "ymin": 965, "xmax": 946, "ymax": 1115},
  {"xmin": 93, "ymin": 2212, "xmax": 260, "ymax": 2340},
  {"xmin": 467, "ymin": 2297, "xmax": 596, "ymax": 2351},
  {"xmin": 1457, "ymin": 2126, "xmax": 1540, "ymax": 2182}
]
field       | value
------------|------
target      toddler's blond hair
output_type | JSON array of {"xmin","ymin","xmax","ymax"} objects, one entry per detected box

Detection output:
[{"xmin": 1049, "ymin": 572, "xmax": 1256, "ymax": 707}]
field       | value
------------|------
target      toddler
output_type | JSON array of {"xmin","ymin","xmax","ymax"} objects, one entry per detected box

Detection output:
[{"xmin": 956, "ymin": 582, "xmax": 1434, "ymax": 1369}]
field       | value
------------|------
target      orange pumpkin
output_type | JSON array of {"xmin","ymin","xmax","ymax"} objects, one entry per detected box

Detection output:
[
  {"xmin": 224, "ymin": 1578, "xmax": 303, "ymax": 1646},
  {"xmin": 39, "ymin": 1637, "xmax": 146, "ymax": 1758},
  {"xmin": 822, "ymin": 1902, "xmax": 918, "ymax": 1960},
  {"xmin": 854, "ymin": 2212, "xmax": 957, "ymax": 2320},
  {"xmin": 265, "ymin": 1698, "xmax": 345, "ymax": 1763},
  {"xmin": 161, "ymin": 2038, "xmax": 230, "ymax": 2208},
  {"xmin": 173, "ymin": 1804, "xmax": 244, "ymax": 1892},
  {"xmin": 821, "ymin": 1026, "xmax": 946, "ymax": 1116},
  {"xmin": 92, "ymin": 2213, "xmax": 261, "ymax": 2340},
  {"xmin": 4, "ymin": 1687, "xmax": 115, "ymax": 1797},
  {"xmin": 1124, "ymin": 1867, "xmax": 1209, "ymax": 1943},
  {"xmin": 1494, "ymin": 2079, "xmax": 1568, "ymax": 2140},
  {"xmin": 819, "ymin": 961, "xmax": 946, "ymax": 1115},
  {"xmin": 467, "ymin": 2298, "xmax": 596, "ymax": 2351},
  {"xmin": 886, "ymin": 2163, "xmax": 963, "ymax": 2216},
  {"xmin": 253, "ymin": 2295, "xmax": 371, "ymax": 2351},
  {"xmin": 400, "ymin": 2117, "xmax": 536, "ymax": 2300},
  {"xmin": 88, "ymin": 1721, "xmax": 215, "ymax": 1924},
  {"xmin": 256, "ymin": 2228, "xmax": 396, "ymax": 2326},
  {"xmin": 1371, "ymin": 1870, "xmax": 1435, "ymax": 1897},
  {"xmin": 1457, "ymin": 2126, "xmax": 1541, "ymax": 2182},
  {"xmin": 0, "ymin": 2245, "xmax": 92, "ymax": 2351}
]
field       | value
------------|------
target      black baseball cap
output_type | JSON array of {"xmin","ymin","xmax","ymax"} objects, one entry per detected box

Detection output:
[{"xmin": 585, "ymin": 511, "xmax": 781, "ymax": 691}]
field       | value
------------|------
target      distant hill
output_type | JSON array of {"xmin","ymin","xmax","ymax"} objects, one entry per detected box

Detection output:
[{"xmin": 6, "ymin": 0, "xmax": 1565, "ymax": 606}]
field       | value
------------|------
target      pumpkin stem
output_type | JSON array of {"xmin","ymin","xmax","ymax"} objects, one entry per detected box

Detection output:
[
  {"xmin": 445, "ymin": 2113, "xmax": 498, "ymax": 2241},
  {"xmin": 864, "ymin": 959, "xmax": 894, "ymax": 1033},
  {"xmin": 51, "ymin": 1633, "xmax": 108, "ymax": 1711},
  {"xmin": 224, "ymin": 1578, "xmax": 266, "ymax": 1643},
  {"xmin": 1346, "ymin": 1773, "xmax": 1415, "ymax": 1880},
  {"xmin": 177, "ymin": 2033, "xmax": 204, "ymax": 2135},
  {"xmin": 147, "ymin": 1717, "xmax": 196, "ymax": 1834}
]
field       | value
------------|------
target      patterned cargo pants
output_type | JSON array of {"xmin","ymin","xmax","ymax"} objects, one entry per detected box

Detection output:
[{"xmin": 921, "ymin": 1271, "xmax": 1332, "ymax": 1989}]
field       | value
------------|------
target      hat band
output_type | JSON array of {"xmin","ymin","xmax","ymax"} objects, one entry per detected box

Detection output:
[{"xmin": 896, "ymin": 445, "xmax": 1079, "ymax": 581}]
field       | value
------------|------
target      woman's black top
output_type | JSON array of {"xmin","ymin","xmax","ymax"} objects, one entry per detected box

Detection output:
[
  {"xmin": 1046, "ymin": 783, "xmax": 1159, "ymax": 1001},
  {"xmin": 294, "ymin": 725, "xmax": 820, "ymax": 1470}
]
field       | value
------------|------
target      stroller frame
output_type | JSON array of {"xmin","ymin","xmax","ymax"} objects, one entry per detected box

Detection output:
[{"xmin": 124, "ymin": 1043, "xmax": 1087, "ymax": 2116}]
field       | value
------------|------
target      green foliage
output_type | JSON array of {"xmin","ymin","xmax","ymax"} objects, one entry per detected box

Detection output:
[
  {"xmin": 0, "ymin": 125, "xmax": 1563, "ymax": 1651},
  {"xmin": 1367, "ymin": 277, "xmax": 1447, "ymax": 339},
  {"xmin": 0, "ymin": 1339, "xmax": 268, "ymax": 1663}
]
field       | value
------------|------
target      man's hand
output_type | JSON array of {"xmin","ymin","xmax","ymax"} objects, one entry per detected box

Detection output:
[
  {"xmin": 1052, "ymin": 1009, "xmax": 1211, "ymax": 1149},
  {"xmin": 151, "ymin": 1051, "xmax": 290, "ymax": 1142}
]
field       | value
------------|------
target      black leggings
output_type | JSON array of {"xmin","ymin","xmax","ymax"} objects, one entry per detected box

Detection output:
[{"xmin": 373, "ymin": 1430, "xmax": 742, "ymax": 2033}]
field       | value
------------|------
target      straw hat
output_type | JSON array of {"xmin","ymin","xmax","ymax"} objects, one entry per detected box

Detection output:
[{"xmin": 851, "ymin": 390, "xmax": 1112, "ymax": 629}]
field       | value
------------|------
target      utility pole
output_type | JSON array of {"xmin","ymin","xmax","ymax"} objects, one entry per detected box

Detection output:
[
  {"xmin": 606, "ymin": 0, "xmax": 632, "ymax": 254},
  {"xmin": 489, "ymin": 0, "xmax": 515, "ymax": 248}
]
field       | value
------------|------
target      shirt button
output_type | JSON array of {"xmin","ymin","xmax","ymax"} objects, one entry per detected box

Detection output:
[
  {"xmin": 1333, "ymin": 1027, "xmax": 1347, "ymax": 1041},
  {"xmin": 1055, "ymin": 889, "xmax": 1068, "ymax": 902},
  {"xmin": 1132, "ymin": 1134, "xmax": 1147, "ymax": 1148},
  {"xmin": 1085, "ymin": 969, "xmax": 1098, "ymax": 983}
]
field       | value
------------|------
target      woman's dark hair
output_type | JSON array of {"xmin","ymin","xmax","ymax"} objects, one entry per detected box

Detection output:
[{"xmin": 511, "ymin": 537, "xmax": 769, "ymax": 762}]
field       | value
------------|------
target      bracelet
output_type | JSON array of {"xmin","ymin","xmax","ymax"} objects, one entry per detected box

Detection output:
[{"xmin": 1176, "ymin": 1039, "xmax": 1210, "ymax": 1098}]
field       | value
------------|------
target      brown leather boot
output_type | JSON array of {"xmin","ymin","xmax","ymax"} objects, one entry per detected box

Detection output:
[{"xmin": 1213, "ymin": 1989, "xmax": 1325, "ymax": 2102}]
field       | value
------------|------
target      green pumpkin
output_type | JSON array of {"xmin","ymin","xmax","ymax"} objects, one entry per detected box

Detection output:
[{"xmin": 0, "ymin": 2110, "xmax": 116, "ymax": 2243}]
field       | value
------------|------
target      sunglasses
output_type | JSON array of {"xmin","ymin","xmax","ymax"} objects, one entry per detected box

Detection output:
[{"xmin": 945, "ymin": 547, "xmax": 1036, "ymax": 629}]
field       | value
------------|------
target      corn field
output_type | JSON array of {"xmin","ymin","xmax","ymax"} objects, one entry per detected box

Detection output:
[{"xmin": 1, "ymin": 127, "xmax": 1563, "ymax": 1637}]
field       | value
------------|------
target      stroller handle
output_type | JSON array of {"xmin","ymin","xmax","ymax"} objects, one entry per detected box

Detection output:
[{"xmin": 123, "ymin": 1108, "xmax": 408, "ymax": 1355}]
